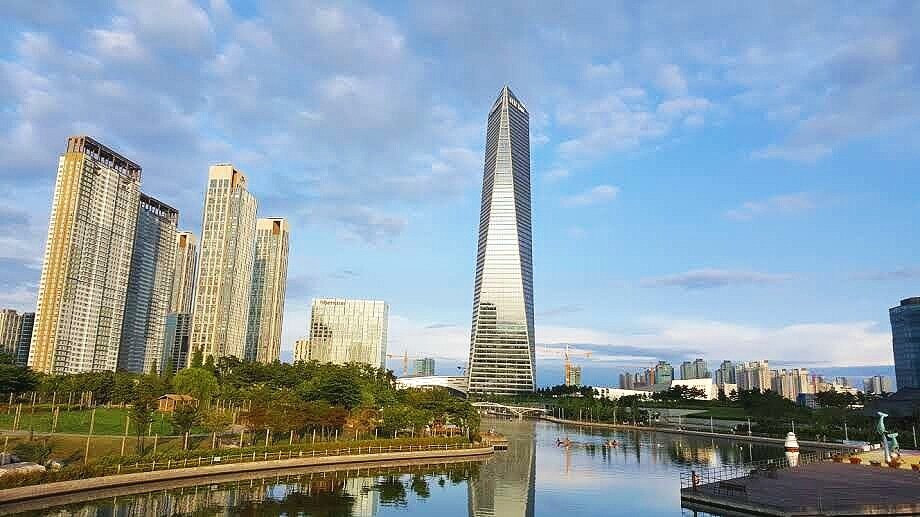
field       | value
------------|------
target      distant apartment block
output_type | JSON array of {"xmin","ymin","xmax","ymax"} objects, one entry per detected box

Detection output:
[
  {"xmin": 864, "ymin": 375, "xmax": 894, "ymax": 395},
  {"xmin": 564, "ymin": 365, "xmax": 582, "ymax": 386},
  {"xmin": 890, "ymin": 297, "xmax": 920, "ymax": 390},
  {"xmin": 736, "ymin": 361, "xmax": 772, "ymax": 392},
  {"xmin": 162, "ymin": 312, "xmax": 192, "ymax": 372},
  {"xmin": 191, "ymin": 164, "xmax": 258, "ymax": 362},
  {"xmin": 119, "ymin": 194, "xmax": 178, "ymax": 374},
  {"xmin": 715, "ymin": 360, "xmax": 737, "ymax": 384},
  {"xmin": 0, "ymin": 309, "xmax": 22, "ymax": 357},
  {"xmin": 680, "ymin": 358, "xmax": 710, "ymax": 380},
  {"xmin": 771, "ymin": 368, "xmax": 812, "ymax": 400},
  {"xmin": 414, "ymin": 357, "xmax": 435, "ymax": 377},
  {"xmin": 245, "ymin": 218, "xmax": 290, "ymax": 363},
  {"xmin": 15, "ymin": 312, "xmax": 34, "ymax": 367},
  {"xmin": 169, "ymin": 231, "xmax": 197, "ymax": 314},
  {"xmin": 308, "ymin": 298, "xmax": 388, "ymax": 368},
  {"xmin": 293, "ymin": 338, "xmax": 312, "ymax": 363},
  {"xmin": 29, "ymin": 136, "xmax": 141, "ymax": 374}
]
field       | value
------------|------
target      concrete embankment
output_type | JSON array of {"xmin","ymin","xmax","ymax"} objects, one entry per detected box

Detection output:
[
  {"xmin": 0, "ymin": 446, "xmax": 493, "ymax": 512},
  {"xmin": 542, "ymin": 416, "xmax": 857, "ymax": 452}
]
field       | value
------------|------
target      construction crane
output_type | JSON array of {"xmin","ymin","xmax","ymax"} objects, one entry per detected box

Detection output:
[
  {"xmin": 386, "ymin": 350, "xmax": 422, "ymax": 377},
  {"xmin": 543, "ymin": 344, "xmax": 592, "ymax": 386}
]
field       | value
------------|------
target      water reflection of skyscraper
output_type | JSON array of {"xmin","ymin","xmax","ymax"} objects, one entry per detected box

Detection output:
[{"xmin": 469, "ymin": 419, "xmax": 536, "ymax": 517}]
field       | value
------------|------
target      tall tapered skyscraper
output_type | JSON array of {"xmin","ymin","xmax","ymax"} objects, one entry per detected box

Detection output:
[
  {"xmin": 169, "ymin": 231, "xmax": 197, "ymax": 314},
  {"xmin": 245, "ymin": 218, "xmax": 290, "ymax": 363},
  {"xmin": 467, "ymin": 86, "xmax": 535, "ymax": 395},
  {"xmin": 190, "ymin": 164, "xmax": 258, "ymax": 361},
  {"xmin": 118, "ymin": 194, "xmax": 178, "ymax": 374},
  {"xmin": 30, "ymin": 136, "xmax": 141, "ymax": 374}
]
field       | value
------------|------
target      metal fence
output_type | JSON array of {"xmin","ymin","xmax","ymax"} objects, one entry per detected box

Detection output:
[
  {"xmin": 107, "ymin": 442, "xmax": 483, "ymax": 476},
  {"xmin": 679, "ymin": 450, "xmax": 833, "ymax": 492}
]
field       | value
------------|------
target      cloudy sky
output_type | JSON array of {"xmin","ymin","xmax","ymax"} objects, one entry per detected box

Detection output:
[{"xmin": 1, "ymin": 1, "xmax": 918, "ymax": 384}]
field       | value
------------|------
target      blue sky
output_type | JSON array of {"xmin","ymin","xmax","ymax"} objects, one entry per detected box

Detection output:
[{"xmin": 1, "ymin": 1, "xmax": 918, "ymax": 385}]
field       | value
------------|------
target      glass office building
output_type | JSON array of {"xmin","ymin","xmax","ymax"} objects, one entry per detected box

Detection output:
[
  {"xmin": 163, "ymin": 312, "xmax": 192, "ymax": 372},
  {"xmin": 890, "ymin": 297, "xmax": 920, "ymax": 390},
  {"xmin": 467, "ymin": 86, "xmax": 536, "ymax": 395},
  {"xmin": 308, "ymin": 299, "xmax": 388, "ymax": 368},
  {"xmin": 119, "ymin": 194, "xmax": 178, "ymax": 373}
]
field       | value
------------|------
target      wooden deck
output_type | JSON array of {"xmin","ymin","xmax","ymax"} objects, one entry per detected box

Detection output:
[{"xmin": 682, "ymin": 462, "xmax": 920, "ymax": 516}]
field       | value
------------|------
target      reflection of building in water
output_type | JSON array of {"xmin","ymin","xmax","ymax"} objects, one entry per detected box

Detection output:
[
  {"xmin": 469, "ymin": 420, "xmax": 535, "ymax": 517},
  {"xmin": 345, "ymin": 476, "xmax": 380, "ymax": 517}
]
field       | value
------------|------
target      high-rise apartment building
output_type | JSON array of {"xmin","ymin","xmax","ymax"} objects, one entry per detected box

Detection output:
[
  {"xmin": 863, "ymin": 375, "xmax": 894, "ymax": 395},
  {"xmin": 0, "ymin": 309, "xmax": 22, "ymax": 357},
  {"xmin": 29, "ymin": 136, "xmax": 141, "ymax": 374},
  {"xmin": 737, "ymin": 361, "xmax": 771, "ymax": 392},
  {"xmin": 413, "ymin": 357, "xmax": 435, "ymax": 377},
  {"xmin": 169, "ymin": 231, "xmax": 197, "ymax": 314},
  {"xmin": 162, "ymin": 312, "xmax": 192, "ymax": 372},
  {"xmin": 653, "ymin": 361, "xmax": 674, "ymax": 389},
  {"xmin": 118, "ymin": 194, "xmax": 178, "ymax": 374},
  {"xmin": 680, "ymin": 359, "xmax": 709, "ymax": 380},
  {"xmin": 245, "ymin": 218, "xmax": 290, "ymax": 363},
  {"xmin": 15, "ymin": 312, "xmax": 34, "ymax": 367},
  {"xmin": 890, "ymin": 297, "xmax": 920, "ymax": 390},
  {"xmin": 190, "ymin": 164, "xmax": 258, "ymax": 362},
  {"xmin": 565, "ymin": 365, "xmax": 583, "ymax": 386},
  {"xmin": 715, "ymin": 360, "xmax": 737, "ymax": 384},
  {"xmin": 308, "ymin": 299, "xmax": 388, "ymax": 368},
  {"xmin": 771, "ymin": 368, "xmax": 811, "ymax": 400},
  {"xmin": 619, "ymin": 372, "xmax": 635, "ymax": 390},
  {"xmin": 467, "ymin": 86, "xmax": 535, "ymax": 395},
  {"xmin": 293, "ymin": 338, "xmax": 312, "ymax": 363}
]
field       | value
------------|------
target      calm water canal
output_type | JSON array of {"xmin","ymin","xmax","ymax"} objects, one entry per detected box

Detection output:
[{"xmin": 17, "ymin": 418, "xmax": 788, "ymax": 516}]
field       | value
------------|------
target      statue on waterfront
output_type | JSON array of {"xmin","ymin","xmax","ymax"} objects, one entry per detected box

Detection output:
[{"xmin": 876, "ymin": 412, "xmax": 900, "ymax": 463}]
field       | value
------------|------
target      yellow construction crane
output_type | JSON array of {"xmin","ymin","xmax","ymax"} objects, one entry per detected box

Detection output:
[
  {"xmin": 543, "ymin": 344, "xmax": 592, "ymax": 386},
  {"xmin": 386, "ymin": 350, "xmax": 422, "ymax": 377}
]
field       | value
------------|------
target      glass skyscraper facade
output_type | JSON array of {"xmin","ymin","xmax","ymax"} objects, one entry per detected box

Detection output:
[
  {"xmin": 467, "ymin": 86, "xmax": 535, "ymax": 395},
  {"xmin": 308, "ymin": 298, "xmax": 388, "ymax": 368},
  {"xmin": 163, "ymin": 312, "xmax": 192, "ymax": 372},
  {"xmin": 169, "ymin": 231, "xmax": 197, "ymax": 314},
  {"xmin": 890, "ymin": 297, "xmax": 920, "ymax": 390},
  {"xmin": 119, "ymin": 194, "xmax": 178, "ymax": 373}
]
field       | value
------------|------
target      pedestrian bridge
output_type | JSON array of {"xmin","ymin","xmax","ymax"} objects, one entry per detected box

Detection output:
[
  {"xmin": 471, "ymin": 402, "xmax": 548, "ymax": 418},
  {"xmin": 395, "ymin": 376, "xmax": 469, "ymax": 396}
]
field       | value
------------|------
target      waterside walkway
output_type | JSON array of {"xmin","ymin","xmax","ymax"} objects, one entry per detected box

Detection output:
[
  {"xmin": 542, "ymin": 416, "xmax": 858, "ymax": 451},
  {"xmin": 682, "ymin": 461, "xmax": 920, "ymax": 516},
  {"xmin": 0, "ymin": 444, "xmax": 493, "ymax": 510}
]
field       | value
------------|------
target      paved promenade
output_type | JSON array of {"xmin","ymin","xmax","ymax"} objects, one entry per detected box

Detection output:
[
  {"xmin": 682, "ymin": 461, "xmax": 920, "ymax": 516},
  {"xmin": 0, "ymin": 446, "xmax": 493, "ymax": 512}
]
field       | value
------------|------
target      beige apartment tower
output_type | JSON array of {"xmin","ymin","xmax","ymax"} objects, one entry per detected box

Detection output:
[
  {"xmin": 245, "ymin": 218, "xmax": 290, "ymax": 363},
  {"xmin": 29, "ymin": 136, "xmax": 141, "ymax": 373},
  {"xmin": 169, "ymin": 231, "xmax": 198, "ymax": 314},
  {"xmin": 0, "ymin": 309, "xmax": 23, "ymax": 357},
  {"xmin": 190, "ymin": 164, "xmax": 258, "ymax": 361}
]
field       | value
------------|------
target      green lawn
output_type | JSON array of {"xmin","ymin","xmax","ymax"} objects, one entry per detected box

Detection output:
[{"xmin": 0, "ymin": 407, "xmax": 186, "ymax": 436}]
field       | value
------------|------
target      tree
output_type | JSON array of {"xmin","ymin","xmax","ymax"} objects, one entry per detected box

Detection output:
[
  {"xmin": 131, "ymin": 379, "xmax": 159, "ymax": 454},
  {"xmin": 0, "ymin": 363, "xmax": 37, "ymax": 394},
  {"xmin": 190, "ymin": 348, "xmax": 204, "ymax": 368},
  {"xmin": 148, "ymin": 359, "xmax": 158, "ymax": 376},
  {"xmin": 172, "ymin": 367, "xmax": 219, "ymax": 405},
  {"xmin": 171, "ymin": 404, "xmax": 201, "ymax": 447},
  {"xmin": 298, "ymin": 372, "xmax": 363, "ymax": 409}
]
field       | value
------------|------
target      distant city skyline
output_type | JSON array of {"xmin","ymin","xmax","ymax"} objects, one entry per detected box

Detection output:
[{"xmin": 1, "ymin": 3, "xmax": 917, "ymax": 374}]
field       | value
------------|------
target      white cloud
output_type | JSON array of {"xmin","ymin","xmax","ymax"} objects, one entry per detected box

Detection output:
[
  {"xmin": 562, "ymin": 185, "xmax": 619, "ymax": 206},
  {"xmin": 725, "ymin": 192, "xmax": 817, "ymax": 220},
  {"xmin": 640, "ymin": 269, "xmax": 793, "ymax": 289},
  {"xmin": 655, "ymin": 64, "xmax": 688, "ymax": 96},
  {"xmin": 542, "ymin": 168, "xmax": 571, "ymax": 182},
  {"xmin": 89, "ymin": 29, "xmax": 147, "ymax": 61}
]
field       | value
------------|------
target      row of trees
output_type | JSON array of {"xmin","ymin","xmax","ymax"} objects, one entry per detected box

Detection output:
[{"xmin": 0, "ymin": 353, "xmax": 480, "ymax": 455}]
